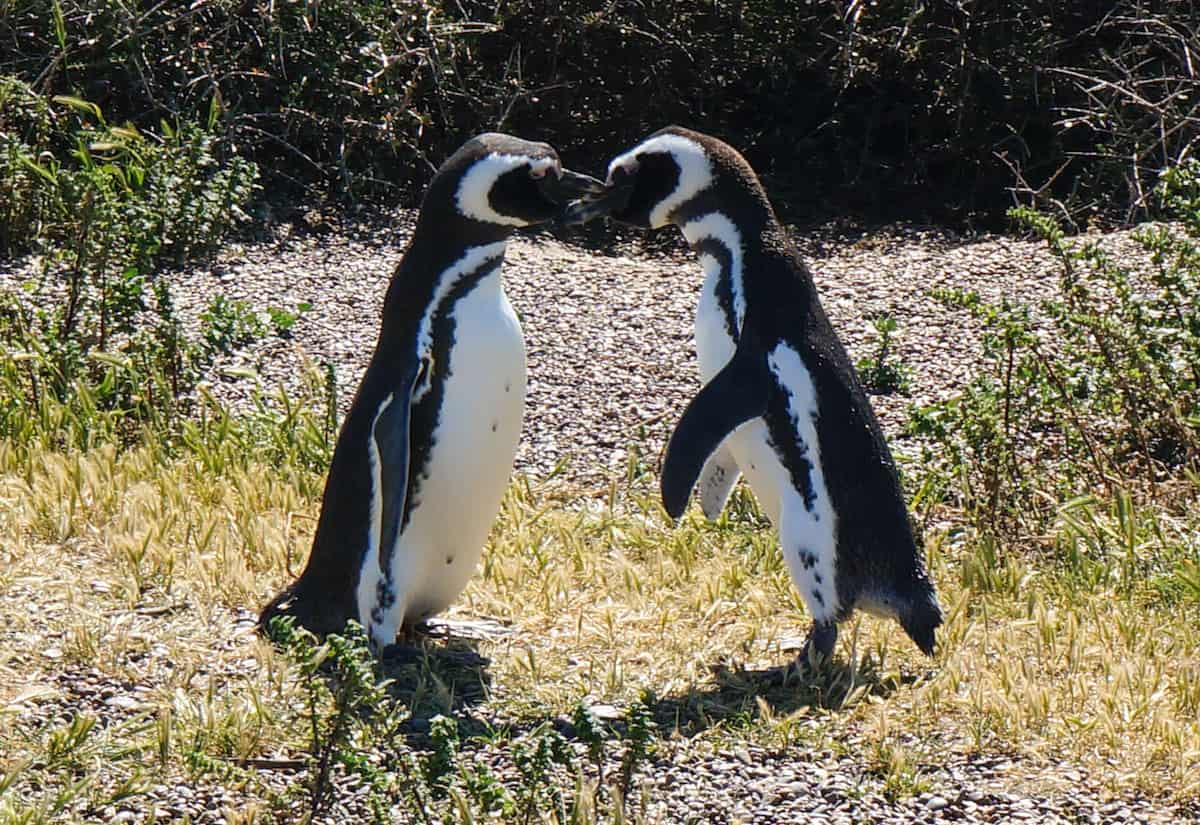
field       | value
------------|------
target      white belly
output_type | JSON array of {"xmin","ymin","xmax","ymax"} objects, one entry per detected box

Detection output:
[
  {"xmin": 695, "ymin": 264, "xmax": 783, "ymax": 520},
  {"xmin": 694, "ymin": 269, "xmax": 840, "ymax": 621},
  {"xmin": 362, "ymin": 271, "xmax": 525, "ymax": 643}
]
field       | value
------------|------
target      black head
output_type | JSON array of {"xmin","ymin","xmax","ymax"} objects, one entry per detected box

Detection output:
[
  {"xmin": 565, "ymin": 126, "xmax": 751, "ymax": 228},
  {"xmin": 430, "ymin": 133, "xmax": 604, "ymax": 229}
]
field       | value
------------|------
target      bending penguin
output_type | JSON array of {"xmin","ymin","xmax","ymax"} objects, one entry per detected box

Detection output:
[
  {"xmin": 567, "ymin": 126, "xmax": 942, "ymax": 663},
  {"xmin": 260, "ymin": 134, "xmax": 603, "ymax": 650}
]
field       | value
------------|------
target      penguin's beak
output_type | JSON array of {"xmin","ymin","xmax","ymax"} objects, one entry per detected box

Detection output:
[
  {"xmin": 561, "ymin": 179, "xmax": 634, "ymax": 225},
  {"xmin": 538, "ymin": 169, "xmax": 607, "ymax": 205}
]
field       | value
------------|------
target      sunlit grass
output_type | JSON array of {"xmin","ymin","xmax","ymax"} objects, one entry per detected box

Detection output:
[{"xmin": 2, "ymin": 415, "xmax": 1198, "ymax": 821}]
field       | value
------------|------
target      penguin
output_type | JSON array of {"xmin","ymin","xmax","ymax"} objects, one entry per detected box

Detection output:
[
  {"xmin": 566, "ymin": 126, "xmax": 942, "ymax": 663},
  {"xmin": 260, "ymin": 133, "xmax": 603, "ymax": 650}
]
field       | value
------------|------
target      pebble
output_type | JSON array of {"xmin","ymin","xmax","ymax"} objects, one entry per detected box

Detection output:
[
  {"xmin": 104, "ymin": 695, "xmax": 144, "ymax": 711},
  {"xmin": 926, "ymin": 795, "xmax": 949, "ymax": 811}
]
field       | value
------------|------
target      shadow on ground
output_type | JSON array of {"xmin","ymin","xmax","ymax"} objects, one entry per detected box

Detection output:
[
  {"xmin": 381, "ymin": 634, "xmax": 493, "ymax": 722},
  {"xmin": 642, "ymin": 653, "xmax": 917, "ymax": 737},
  {"xmin": 461, "ymin": 651, "xmax": 920, "ymax": 748}
]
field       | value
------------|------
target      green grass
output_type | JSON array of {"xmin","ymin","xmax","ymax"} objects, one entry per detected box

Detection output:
[{"xmin": 0, "ymin": 402, "xmax": 1198, "ymax": 821}]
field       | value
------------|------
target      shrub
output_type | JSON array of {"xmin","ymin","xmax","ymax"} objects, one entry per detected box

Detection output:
[
  {"xmin": 0, "ymin": 81, "xmax": 258, "ymax": 434},
  {"xmin": 909, "ymin": 160, "xmax": 1200, "ymax": 531},
  {"xmin": 856, "ymin": 314, "xmax": 912, "ymax": 395},
  {"xmin": 3, "ymin": 1, "xmax": 1197, "ymax": 224}
]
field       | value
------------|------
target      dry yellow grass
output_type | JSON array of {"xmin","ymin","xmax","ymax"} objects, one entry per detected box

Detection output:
[{"xmin": 1, "ymin": 429, "xmax": 1198, "ymax": 821}]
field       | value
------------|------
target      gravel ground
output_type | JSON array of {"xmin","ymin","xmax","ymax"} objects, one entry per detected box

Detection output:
[
  {"xmin": 3, "ymin": 216, "xmax": 1196, "ymax": 822},
  {"xmin": 21, "ymin": 641, "xmax": 1200, "ymax": 823},
  {"xmin": 125, "ymin": 211, "xmax": 1090, "ymax": 484}
]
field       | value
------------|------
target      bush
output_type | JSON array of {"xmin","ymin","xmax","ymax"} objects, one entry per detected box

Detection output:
[
  {"xmin": 1, "ymin": 0, "xmax": 476, "ymax": 200},
  {"xmin": 909, "ymin": 160, "xmax": 1200, "ymax": 531},
  {"xmin": 0, "ymin": 79, "xmax": 258, "ymax": 434},
  {"xmin": 3, "ymin": 1, "xmax": 1197, "ymax": 224}
]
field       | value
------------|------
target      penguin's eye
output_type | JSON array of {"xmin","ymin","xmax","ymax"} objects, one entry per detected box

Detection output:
[{"xmin": 607, "ymin": 161, "xmax": 636, "ymax": 187}]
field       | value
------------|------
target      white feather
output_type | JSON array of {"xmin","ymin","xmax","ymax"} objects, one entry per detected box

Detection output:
[
  {"xmin": 362, "ymin": 262, "xmax": 526, "ymax": 647},
  {"xmin": 355, "ymin": 392, "xmax": 394, "ymax": 636},
  {"xmin": 416, "ymin": 241, "xmax": 507, "ymax": 368},
  {"xmin": 605, "ymin": 134, "xmax": 713, "ymax": 228},
  {"xmin": 682, "ymin": 212, "xmax": 746, "ymax": 331},
  {"xmin": 456, "ymin": 155, "xmax": 556, "ymax": 226},
  {"xmin": 766, "ymin": 343, "xmax": 839, "ymax": 621},
  {"xmin": 697, "ymin": 443, "xmax": 741, "ymax": 520}
]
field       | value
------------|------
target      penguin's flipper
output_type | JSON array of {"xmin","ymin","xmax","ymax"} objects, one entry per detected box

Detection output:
[
  {"xmin": 697, "ymin": 443, "xmax": 741, "ymax": 520},
  {"xmin": 661, "ymin": 341, "xmax": 770, "ymax": 520},
  {"xmin": 373, "ymin": 358, "xmax": 430, "ymax": 566}
]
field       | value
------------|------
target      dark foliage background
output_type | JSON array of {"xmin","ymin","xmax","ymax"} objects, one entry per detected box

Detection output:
[{"xmin": 2, "ymin": 0, "xmax": 1198, "ymax": 230}]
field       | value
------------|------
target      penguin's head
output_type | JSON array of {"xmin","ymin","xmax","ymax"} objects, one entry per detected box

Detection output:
[
  {"xmin": 565, "ymin": 126, "xmax": 725, "ymax": 229},
  {"xmin": 437, "ymin": 133, "xmax": 605, "ymax": 229}
]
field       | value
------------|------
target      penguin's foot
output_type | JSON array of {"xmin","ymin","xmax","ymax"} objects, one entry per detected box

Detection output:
[
  {"xmin": 380, "ymin": 641, "xmax": 425, "ymax": 665},
  {"xmin": 796, "ymin": 621, "xmax": 838, "ymax": 670},
  {"xmin": 408, "ymin": 619, "xmax": 448, "ymax": 641},
  {"xmin": 378, "ymin": 621, "xmax": 437, "ymax": 662},
  {"xmin": 257, "ymin": 585, "xmax": 356, "ymax": 641},
  {"xmin": 380, "ymin": 640, "xmax": 490, "ymax": 669}
]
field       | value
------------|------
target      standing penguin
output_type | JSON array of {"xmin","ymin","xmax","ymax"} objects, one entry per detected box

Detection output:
[
  {"xmin": 567, "ymin": 126, "xmax": 941, "ymax": 663},
  {"xmin": 260, "ymin": 134, "xmax": 603, "ymax": 650}
]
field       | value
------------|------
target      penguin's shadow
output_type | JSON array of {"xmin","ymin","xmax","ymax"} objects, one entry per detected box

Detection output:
[
  {"xmin": 377, "ymin": 634, "xmax": 493, "ymax": 719},
  {"xmin": 644, "ymin": 653, "xmax": 916, "ymax": 736}
]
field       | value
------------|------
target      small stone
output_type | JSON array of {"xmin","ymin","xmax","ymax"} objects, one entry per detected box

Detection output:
[
  {"xmin": 926, "ymin": 795, "xmax": 949, "ymax": 811},
  {"xmin": 105, "ymin": 695, "xmax": 144, "ymax": 711},
  {"xmin": 587, "ymin": 703, "xmax": 623, "ymax": 721}
]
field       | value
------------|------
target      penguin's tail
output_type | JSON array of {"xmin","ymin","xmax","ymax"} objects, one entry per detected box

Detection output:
[{"xmin": 899, "ymin": 589, "xmax": 944, "ymax": 657}]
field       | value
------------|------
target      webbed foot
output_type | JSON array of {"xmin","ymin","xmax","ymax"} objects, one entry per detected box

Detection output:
[{"xmin": 797, "ymin": 621, "xmax": 837, "ymax": 669}]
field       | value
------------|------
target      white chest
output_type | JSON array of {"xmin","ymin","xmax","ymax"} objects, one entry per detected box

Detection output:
[
  {"xmin": 359, "ymin": 267, "xmax": 526, "ymax": 645},
  {"xmin": 695, "ymin": 253, "xmax": 738, "ymax": 382}
]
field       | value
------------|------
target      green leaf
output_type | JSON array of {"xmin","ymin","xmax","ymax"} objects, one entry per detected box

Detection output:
[
  {"xmin": 17, "ymin": 155, "xmax": 59, "ymax": 186},
  {"xmin": 207, "ymin": 93, "xmax": 221, "ymax": 130},
  {"xmin": 51, "ymin": 0, "xmax": 67, "ymax": 51},
  {"xmin": 52, "ymin": 95, "xmax": 103, "ymax": 122}
]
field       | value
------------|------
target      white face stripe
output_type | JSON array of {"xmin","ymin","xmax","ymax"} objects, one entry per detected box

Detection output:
[
  {"xmin": 682, "ymin": 212, "xmax": 746, "ymax": 331},
  {"xmin": 415, "ymin": 241, "xmax": 508, "ymax": 370},
  {"xmin": 606, "ymin": 134, "xmax": 713, "ymax": 228},
  {"xmin": 456, "ymin": 154, "xmax": 557, "ymax": 226},
  {"xmin": 768, "ymin": 342, "xmax": 840, "ymax": 622}
]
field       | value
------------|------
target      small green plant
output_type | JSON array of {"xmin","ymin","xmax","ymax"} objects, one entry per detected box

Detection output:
[
  {"xmin": 573, "ymin": 701, "xmax": 610, "ymax": 803},
  {"xmin": 267, "ymin": 617, "xmax": 411, "ymax": 823},
  {"xmin": 265, "ymin": 302, "xmax": 312, "ymax": 337},
  {"xmin": 424, "ymin": 714, "xmax": 460, "ymax": 797},
  {"xmin": 856, "ymin": 314, "xmax": 912, "ymax": 395},
  {"xmin": 511, "ymin": 723, "xmax": 574, "ymax": 823},
  {"xmin": 910, "ymin": 160, "xmax": 1200, "ymax": 531},
  {"xmin": 617, "ymin": 697, "xmax": 656, "ymax": 802},
  {"xmin": 200, "ymin": 295, "xmax": 268, "ymax": 358}
]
